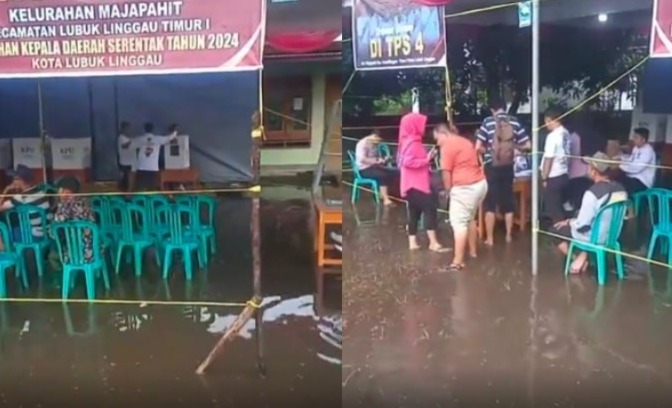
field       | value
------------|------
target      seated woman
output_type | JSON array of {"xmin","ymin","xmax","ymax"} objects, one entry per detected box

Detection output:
[
  {"xmin": 354, "ymin": 130, "xmax": 395, "ymax": 206},
  {"xmin": 48, "ymin": 176, "xmax": 97, "ymax": 270},
  {"xmin": 551, "ymin": 152, "xmax": 627, "ymax": 274},
  {"xmin": 435, "ymin": 123, "xmax": 488, "ymax": 270}
]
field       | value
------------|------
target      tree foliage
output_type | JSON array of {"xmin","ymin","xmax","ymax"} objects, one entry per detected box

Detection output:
[{"xmin": 343, "ymin": 24, "xmax": 648, "ymax": 119}]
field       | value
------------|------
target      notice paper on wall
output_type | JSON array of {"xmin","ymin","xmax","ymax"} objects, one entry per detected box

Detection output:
[
  {"xmin": 12, "ymin": 138, "xmax": 44, "ymax": 169},
  {"xmin": 50, "ymin": 138, "xmax": 92, "ymax": 170},
  {"xmin": 0, "ymin": 139, "xmax": 11, "ymax": 170}
]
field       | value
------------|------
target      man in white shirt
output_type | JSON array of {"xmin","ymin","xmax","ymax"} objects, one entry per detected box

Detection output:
[
  {"xmin": 117, "ymin": 121, "xmax": 134, "ymax": 191},
  {"xmin": 132, "ymin": 122, "xmax": 178, "ymax": 191},
  {"xmin": 541, "ymin": 107, "xmax": 571, "ymax": 223},
  {"xmin": 618, "ymin": 127, "xmax": 656, "ymax": 197}
]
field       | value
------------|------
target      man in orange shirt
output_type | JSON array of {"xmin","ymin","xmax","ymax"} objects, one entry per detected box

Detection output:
[{"xmin": 435, "ymin": 123, "xmax": 489, "ymax": 271}]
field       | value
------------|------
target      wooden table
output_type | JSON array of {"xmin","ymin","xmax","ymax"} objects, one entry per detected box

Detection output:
[
  {"xmin": 158, "ymin": 168, "xmax": 200, "ymax": 191},
  {"xmin": 477, "ymin": 177, "xmax": 531, "ymax": 239},
  {"xmin": 314, "ymin": 198, "xmax": 342, "ymax": 310}
]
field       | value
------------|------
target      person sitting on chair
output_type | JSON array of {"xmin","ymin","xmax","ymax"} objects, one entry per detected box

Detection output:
[
  {"xmin": 551, "ymin": 152, "xmax": 627, "ymax": 275},
  {"xmin": 617, "ymin": 127, "xmax": 656, "ymax": 197},
  {"xmin": 354, "ymin": 130, "xmax": 395, "ymax": 206},
  {"xmin": 48, "ymin": 176, "xmax": 97, "ymax": 271}
]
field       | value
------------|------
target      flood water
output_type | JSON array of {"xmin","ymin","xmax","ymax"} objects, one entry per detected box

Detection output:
[
  {"xmin": 343, "ymin": 201, "xmax": 672, "ymax": 407},
  {"xmin": 0, "ymin": 187, "xmax": 341, "ymax": 407}
]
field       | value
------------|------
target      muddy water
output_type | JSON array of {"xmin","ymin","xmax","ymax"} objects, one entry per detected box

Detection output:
[
  {"xmin": 343, "ymin": 202, "xmax": 672, "ymax": 407},
  {"xmin": 0, "ymin": 193, "xmax": 341, "ymax": 406}
]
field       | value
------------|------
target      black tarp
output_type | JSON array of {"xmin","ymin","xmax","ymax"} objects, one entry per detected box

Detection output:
[
  {"xmin": 642, "ymin": 58, "xmax": 672, "ymax": 114},
  {"xmin": 0, "ymin": 71, "xmax": 258, "ymax": 183}
]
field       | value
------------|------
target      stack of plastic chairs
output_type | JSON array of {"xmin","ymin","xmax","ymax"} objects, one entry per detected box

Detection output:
[
  {"xmin": 0, "ymin": 223, "xmax": 27, "ymax": 296},
  {"xmin": 156, "ymin": 203, "xmax": 204, "ymax": 280},
  {"xmin": 642, "ymin": 189, "xmax": 672, "ymax": 265},
  {"xmin": 110, "ymin": 202, "xmax": 154, "ymax": 277}
]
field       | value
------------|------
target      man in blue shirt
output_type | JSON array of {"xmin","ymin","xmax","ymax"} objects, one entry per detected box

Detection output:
[{"xmin": 475, "ymin": 98, "xmax": 530, "ymax": 245}]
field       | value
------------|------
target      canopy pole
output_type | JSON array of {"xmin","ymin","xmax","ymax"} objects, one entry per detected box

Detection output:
[
  {"xmin": 37, "ymin": 81, "xmax": 47, "ymax": 184},
  {"xmin": 531, "ymin": 0, "xmax": 540, "ymax": 276}
]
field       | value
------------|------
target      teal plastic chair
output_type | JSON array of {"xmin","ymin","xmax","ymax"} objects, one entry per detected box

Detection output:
[
  {"xmin": 156, "ymin": 204, "xmax": 204, "ymax": 280},
  {"xmin": 646, "ymin": 189, "xmax": 672, "ymax": 265},
  {"xmin": 147, "ymin": 195, "xmax": 171, "ymax": 243},
  {"xmin": 563, "ymin": 200, "xmax": 628, "ymax": 286},
  {"xmin": 174, "ymin": 195, "xmax": 215, "ymax": 263},
  {"xmin": 0, "ymin": 223, "xmax": 28, "ymax": 296},
  {"xmin": 110, "ymin": 203, "xmax": 154, "ymax": 277},
  {"xmin": 633, "ymin": 188, "xmax": 668, "ymax": 225},
  {"xmin": 51, "ymin": 221, "xmax": 110, "ymax": 300},
  {"xmin": 346, "ymin": 151, "xmax": 380, "ymax": 204},
  {"xmin": 194, "ymin": 195, "xmax": 217, "ymax": 257},
  {"xmin": 5, "ymin": 205, "xmax": 50, "ymax": 278}
]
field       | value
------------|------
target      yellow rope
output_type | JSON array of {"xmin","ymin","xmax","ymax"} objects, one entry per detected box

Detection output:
[
  {"xmin": 0, "ymin": 185, "xmax": 261, "ymax": 199},
  {"xmin": 345, "ymin": 180, "xmax": 672, "ymax": 270}
]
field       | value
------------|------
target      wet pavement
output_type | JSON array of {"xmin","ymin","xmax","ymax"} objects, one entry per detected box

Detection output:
[
  {"xmin": 343, "ymin": 200, "xmax": 672, "ymax": 407},
  {"xmin": 0, "ymin": 188, "xmax": 341, "ymax": 407}
]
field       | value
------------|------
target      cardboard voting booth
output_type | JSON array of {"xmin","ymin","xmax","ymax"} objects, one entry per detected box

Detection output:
[
  {"xmin": 51, "ymin": 138, "xmax": 92, "ymax": 170},
  {"xmin": 12, "ymin": 138, "xmax": 44, "ymax": 169},
  {"xmin": 0, "ymin": 139, "xmax": 11, "ymax": 170},
  {"xmin": 163, "ymin": 135, "xmax": 190, "ymax": 170}
]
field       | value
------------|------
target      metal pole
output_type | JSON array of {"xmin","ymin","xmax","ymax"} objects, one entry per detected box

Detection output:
[
  {"xmin": 531, "ymin": 0, "xmax": 540, "ymax": 276},
  {"xmin": 37, "ymin": 81, "xmax": 48, "ymax": 184}
]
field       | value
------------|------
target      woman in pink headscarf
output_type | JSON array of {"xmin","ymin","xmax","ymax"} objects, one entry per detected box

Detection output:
[{"xmin": 397, "ymin": 112, "xmax": 448, "ymax": 252}]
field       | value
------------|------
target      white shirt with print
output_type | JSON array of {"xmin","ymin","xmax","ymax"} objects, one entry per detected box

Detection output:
[{"xmin": 132, "ymin": 133, "xmax": 175, "ymax": 172}]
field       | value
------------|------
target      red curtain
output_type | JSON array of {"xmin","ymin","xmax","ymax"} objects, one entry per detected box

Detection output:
[
  {"xmin": 266, "ymin": 31, "xmax": 340, "ymax": 54},
  {"xmin": 410, "ymin": 0, "xmax": 454, "ymax": 6}
]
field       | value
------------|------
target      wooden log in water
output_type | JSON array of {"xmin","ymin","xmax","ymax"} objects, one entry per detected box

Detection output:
[{"xmin": 195, "ymin": 295, "xmax": 262, "ymax": 375}]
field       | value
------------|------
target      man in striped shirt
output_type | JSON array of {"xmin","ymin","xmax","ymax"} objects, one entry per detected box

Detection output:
[
  {"xmin": 0, "ymin": 165, "xmax": 51, "ymax": 241},
  {"xmin": 475, "ymin": 98, "xmax": 531, "ymax": 245}
]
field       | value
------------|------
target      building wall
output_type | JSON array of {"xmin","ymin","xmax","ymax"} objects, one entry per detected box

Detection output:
[
  {"xmin": 261, "ymin": 71, "xmax": 327, "ymax": 168},
  {"xmin": 260, "ymin": 60, "xmax": 340, "ymax": 174}
]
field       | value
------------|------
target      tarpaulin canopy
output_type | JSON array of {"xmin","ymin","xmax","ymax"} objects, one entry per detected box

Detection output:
[
  {"xmin": 650, "ymin": 0, "xmax": 671, "ymax": 57},
  {"xmin": 0, "ymin": 0, "xmax": 265, "ymax": 183},
  {"xmin": 266, "ymin": 0, "xmax": 341, "ymax": 53}
]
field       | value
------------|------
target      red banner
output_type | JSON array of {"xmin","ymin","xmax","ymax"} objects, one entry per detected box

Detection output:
[
  {"xmin": 651, "ymin": 0, "xmax": 672, "ymax": 58},
  {"xmin": 0, "ymin": 0, "xmax": 265, "ymax": 78}
]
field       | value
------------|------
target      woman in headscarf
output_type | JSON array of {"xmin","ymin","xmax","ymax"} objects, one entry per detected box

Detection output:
[{"xmin": 397, "ymin": 113, "xmax": 448, "ymax": 252}]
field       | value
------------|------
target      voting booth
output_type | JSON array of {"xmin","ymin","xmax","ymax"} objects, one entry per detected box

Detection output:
[
  {"xmin": 50, "ymin": 138, "xmax": 93, "ymax": 182},
  {"xmin": 163, "ymin": 135, "xmax": 190, "ymax": 170},
  {"xmin": 51, "ymin": 138, "xmax": 92, "ymax": 170},
  {"xmin": 12, "ymin": 138, "xmax": 44, "ymax": 169},
  {"xmin": 0, "ymin": 139, "xmax": 11, "ymax": 170}
]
